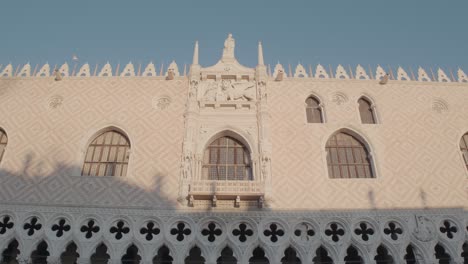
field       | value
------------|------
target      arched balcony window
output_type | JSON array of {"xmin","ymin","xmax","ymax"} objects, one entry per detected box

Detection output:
[
  {"xmin": 202, "ymin": 136, "xmax": 252, "ymax": 181},
  {"xmin": 81, "ymin": 130, "xmax": 130, "ymax": 177},
  {"xmin": 326, "ymin": 131, "xmax": 374, "ymax": 179},
  {"xmin": 306, "ymin": 96, "xmax": 324, "ymax": 123},
  {"xmin": 0, "ymin": 129, "xmax": 7, "ymax": 163},
  {"xmin": 358, "ymin": 97, "xmax": 377, "ymax": 124},
  {"xmin": 460, "ymin": 132, "xmax": 468, "ymax": 171}
]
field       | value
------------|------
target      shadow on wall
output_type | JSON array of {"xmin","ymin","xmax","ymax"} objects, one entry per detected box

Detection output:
[{"xmin": 0, "ymin": 152, "xmax": 177, "ymax": 209}]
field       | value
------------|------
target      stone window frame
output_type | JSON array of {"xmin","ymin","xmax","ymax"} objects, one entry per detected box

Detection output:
[
  {"xmin": 323, "ymin": 128, "xmax": 377, "ymax": 179},
  {"xmin": 79, "ymin": 126, "xmax": 133, "ymax": 177},
  {"xmin": 305, "ymin": 95, "xmax": 325, "ymax": 124},
  {"xmin": 357, "ymin": 95, "xmax": 379, "ymax": 124},
  {"xmin": 0, "ymin": 128, "xmax": 7, "ymax": 165},
  {"xmin": 458, "ymin": 131, "xmax": 468, "ymax": 175},
  {"xmin": 201, "ymin": 136, "xmax": 253, "ymax": 181}
]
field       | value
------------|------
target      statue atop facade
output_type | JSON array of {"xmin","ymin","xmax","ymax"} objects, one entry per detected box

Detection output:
[{"xmin": 222, "ymin": 33, "xmax": 235, "ymax": 60}]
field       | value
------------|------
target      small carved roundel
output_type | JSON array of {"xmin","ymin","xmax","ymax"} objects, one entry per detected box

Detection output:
[
  {"xmin": 152, "ymin": 96, "xmax": 172, "ymax": 110},
  {"xmin": 48, "ymin": 95, "xmax": 63, "ymax": 109}
]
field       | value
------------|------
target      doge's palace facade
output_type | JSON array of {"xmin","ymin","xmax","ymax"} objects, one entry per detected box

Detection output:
[{"xmin": 0, "ymin": 35, "xmax": 467, "ymax": 263}]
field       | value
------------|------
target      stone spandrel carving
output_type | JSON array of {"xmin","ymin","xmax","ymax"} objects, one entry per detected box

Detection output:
[
  {"xmin": 199, "ymin": 79, "xmax": 255, "ymax": 102},
  {"xmin": 413, "ymin": 215, "xmax": 435, "ymax": 242}
]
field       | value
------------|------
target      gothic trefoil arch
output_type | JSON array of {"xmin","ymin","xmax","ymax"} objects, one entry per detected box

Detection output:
[{"xmin": 81, "ymin": 129, "xmax": 131, "ymax": 177}]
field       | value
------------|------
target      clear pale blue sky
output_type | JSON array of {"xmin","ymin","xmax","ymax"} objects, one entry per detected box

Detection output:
[{"xmin": 1, "ymin": 0, "xmax": 467, "ymax": 72}]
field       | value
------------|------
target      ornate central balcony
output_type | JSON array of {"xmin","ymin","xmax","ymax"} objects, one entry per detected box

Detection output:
[{"xmin": 189, "ymin": 180, "xmax": 264, "ymax": 199}]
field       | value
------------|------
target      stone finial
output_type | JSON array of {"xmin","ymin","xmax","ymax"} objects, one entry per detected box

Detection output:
[
  {"xmin": 315, "ymin": 64, "xmax": 329, "ymax": 79},
  {"xmin": 18, "ymin": 63, "xmax": 31, "ymax": 77},
  {"xmin": 166, "ymin": 61, "xmax": 179, "ymax": 78},
  {"xmin": 355, "ymin": 65, "xmax": 369, "ymax": 80},
  {"xmin": 273, "ymin": 62, "xmax": 286, "ymax": 80},
  {"xmin": 457, "ymin": 68, "xmax": 468, "ymax": 82},
  {"xmin": 120, "ymin": 62, "xmax": 135, "ymax": 77},
  {"xmin": 99, "ymin": 62, "xmax": 113, "ymax": 77},
  {"xmin": 294, "ymin": 63, "xmax": 308, "ymax": 78},
  {"xmin": 1, "ymin": 64, "xmax": 13, "ymax": 77},
  {"xmin": 397, "ymin": 67, "xmax": 410, "ymax": 81},
  {"xmin": 143, "ymin": 62, "xmax": 156, "ymax": 77},
  {"xmin": 375, "ymin": 65, "xmax": 386, "ymax": 80},
  {"xmin": 36, "ymin": 63, "xmax": 50, "ymax": 77},
  {"xmin": 258, "ymin": 42, "xmax": 264, "ymax": 66},
  {"xmin": 77, "ymin": 63, "xmax": 91, "ymax": 77},
  {"xmin": 417, "ymin": 67, "xmax": 430, "ymax": 82},
  {"xmin": 58, "ymin": 63, "xmax": 69, "ymax": 77},
  {"xmin": 437, "ymin": 68, "xmax": 450, "ymax": 82},
  {"xmin": 335, "ymin": 64, "xmax": 349, "ymax": 79},
  {"xmin": 193, "ymin": 41, "xmax": 199, "ymax": 65}
]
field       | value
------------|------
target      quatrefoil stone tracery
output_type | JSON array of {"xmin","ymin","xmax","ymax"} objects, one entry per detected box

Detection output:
[
  {"xmin": 439, "ymin": 220, "xmax": 457, "ymax": 239},
  {"xmin": 232, "ymin": 223, "xmax": 253, "ymax": 243},
  {"xmin": 354, "ymin": 222, "xmax": 374, "ymax": 242},
  {"xmin": 80, "ymin": 220, "xmax": 100, "ymax": 239},
  {"xmin": 23, "ymin": 217, "xmax": 42, "ymax": 236},
  {"xmin": 51, "ymin": 219, "xmax": 71, "ymax": 237},
  {"xmin": 324, "ymin": 223, "xmax": 345, "ymax": 242},
  {"xmin": 110, "ymin": 221, "xmax": 130, "ymax": 240},
  {"xmin": 170, "ymin": 222, "xmax": 191, "ymax": 242},
  {"xmin": 383, "ymin": 222, "xmax": 403, "ymax": 241},
  {"xmin": 140, "ymin": 222, "xmax": 160, "ymax": 241},
  {"xmin": 263, "ymin": 223, "xmax": 284, "ymax": 243},
  {"xmin": 201, "ymin": 222, "xmax": 222, "ymax": 242}
]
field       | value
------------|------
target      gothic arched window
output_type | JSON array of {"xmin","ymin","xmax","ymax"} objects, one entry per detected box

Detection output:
[
  {"xmin": 358, "ymin": 97, "xmax": 377, "ymax": 124},
  {"xmin": 81, "ymin": 130, "xmax": 130, "ymax": 177},
  {"xmin": 202, "ymin": 136, "xmax": 252, "ymax": 181},
  {"xmin": 306, "ymin": 96, "xmax": 323, "ymax": 123},
  {"xmin": 459, "ymin": 132, "xmax": 468, "ymax": 171},
  {"xmin": 326, "ymin": 131, "xmax": 374, "ymax": 179},
  {"xmin": 0, "ymin": 129, "xmax": 7, "ymax": 163}
]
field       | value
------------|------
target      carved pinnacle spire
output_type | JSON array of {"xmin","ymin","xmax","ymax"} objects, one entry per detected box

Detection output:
[
  {"xmin": 258, "ymin": 42, "xmax": 264, "ymax": 66},
  {"xmin": 192, "ymin": 41, "xmax": 199, "ymax": 65}
]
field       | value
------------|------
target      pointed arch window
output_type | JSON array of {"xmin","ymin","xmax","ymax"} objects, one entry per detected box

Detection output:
[
  {"xmin": 306, "ymin": 96, "xmax": 324, "ymax": 123},
  {"xmin": 326, "ymin": 131, "xmax": 374, "ymax": 179},
  {"xmin": 358, "ymin": 97, "xmax": 377, "ymax": 124},
  {"xmin": 0, "ymin": 129, "xmax": 7, "ymax": 163},
  {"xmin": 202, "ymin": 136, "xmax": 252, "ymax": 181},
  {"xmin": 81, "ymin": 130, "xmax": 130, "ymax": 177},
  {"xmin": 459, "ymin": 132, "xmax": 468, "ymax": 171}
]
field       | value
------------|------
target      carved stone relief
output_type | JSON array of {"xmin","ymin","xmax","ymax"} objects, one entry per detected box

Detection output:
[
  {"xmin": 48, "ymin": 95, "xmax": 64, "ymax": 109},
  {"xmin": 331, "ymin": 92, "xmax": 348, "ymax": 105},
  {"xmin": 198, "ymin": 80, "xmax": 255, "ymax": 102},
  {"xmin": 152, "ymin": 96, "xmax": 172, "ymax": 110}
]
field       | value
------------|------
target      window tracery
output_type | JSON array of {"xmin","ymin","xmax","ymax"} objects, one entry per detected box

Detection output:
[
  {"xmin": 306, "ymin": 96, "xmax": 324, "ymax": 123},
  {"xmin": 202, "ymin": 136, "xmax": 252, "ymax": 180},
  {"xmin": 81, "ymin": 130, "xmax": 130, "ymax": 177},
  {"xmin": 358, "ymin": 97, "xmax": 377, "ymax": 124},
  {"xmin": 326, "ymin": 131, "xmax": 374, "ymax": 179},
  {"xmin": 0, "ymin": 129, "xmax": 7, "ymax": 163}
]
